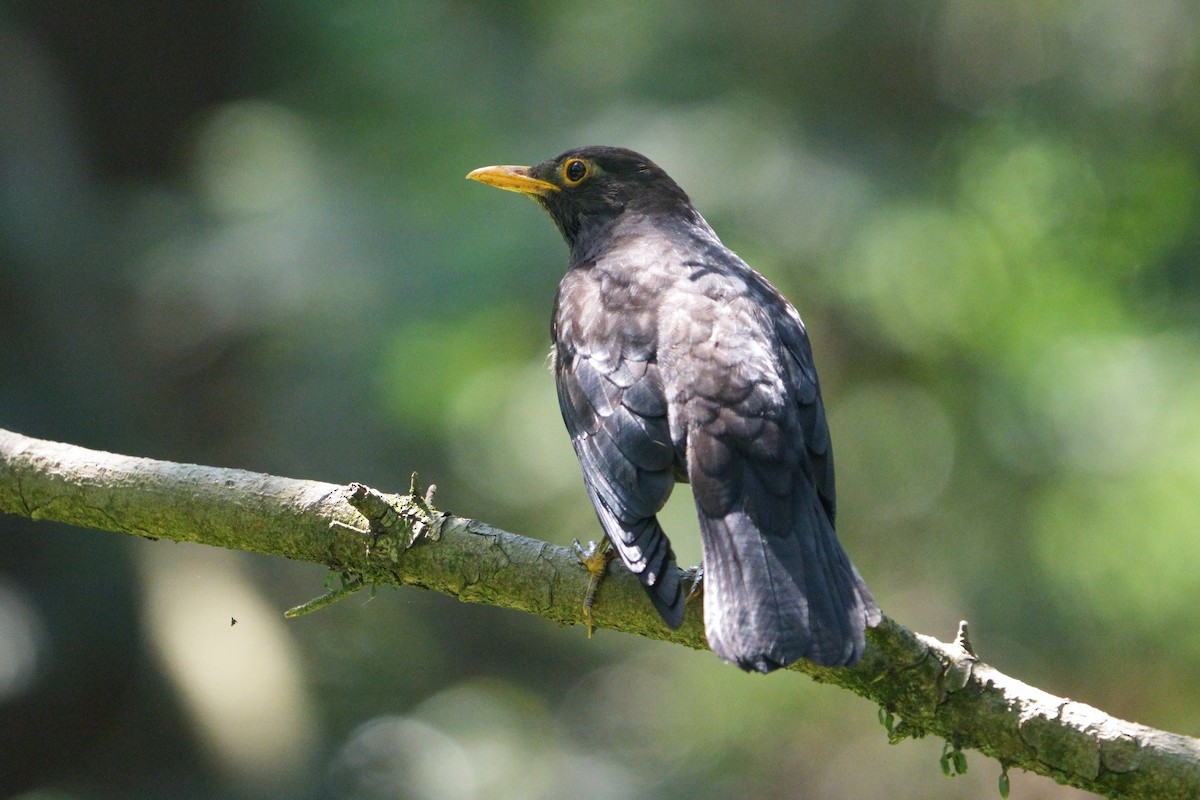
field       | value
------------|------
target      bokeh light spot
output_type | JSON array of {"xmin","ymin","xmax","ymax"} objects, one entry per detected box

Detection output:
[
  {"xmin": 834, "ymin": 382, "xmax": 956, "ymax": 518},
  {"xmin": 0, "ymin": 578, "xmax": 44, "ymax": 701},
  {"xmin": 192, "ymin": 100, "xmax": 318, "ymax": 217}
]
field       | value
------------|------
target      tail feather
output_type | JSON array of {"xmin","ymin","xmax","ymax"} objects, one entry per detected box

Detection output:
[{"xmin": 696, "ymin": 493, "xmax": 878, "ymax": 672}]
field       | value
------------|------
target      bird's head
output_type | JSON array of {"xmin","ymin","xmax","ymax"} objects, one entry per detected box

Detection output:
[{"xmin": 467, "ymin": 146, "xmax": 699, "ymax": 258}]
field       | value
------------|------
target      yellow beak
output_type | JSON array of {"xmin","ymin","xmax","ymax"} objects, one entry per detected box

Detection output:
[{"xmin": 466, "ymin": 164, "xmax": 559, "ymax": 196}]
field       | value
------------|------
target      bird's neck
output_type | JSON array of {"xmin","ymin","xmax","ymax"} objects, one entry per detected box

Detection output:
[{"xmin": 567, "ymin": 208, "xmax": 718, "ymax": 267}]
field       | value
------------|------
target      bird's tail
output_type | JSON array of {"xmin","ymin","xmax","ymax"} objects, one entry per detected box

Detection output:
[{"xmin": 695, "ymin": 494, "xmax": 880, "ymax": 672}]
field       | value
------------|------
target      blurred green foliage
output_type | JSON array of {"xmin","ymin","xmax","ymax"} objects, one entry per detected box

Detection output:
[{"xmin": 2, "ymin": 2, "xmax": 1198, "ymax": 798}]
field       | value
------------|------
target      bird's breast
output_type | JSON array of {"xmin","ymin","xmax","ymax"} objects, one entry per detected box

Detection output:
[{"xmin": 554, "ymin": 256, "xmax": 668, "ymax": 362}]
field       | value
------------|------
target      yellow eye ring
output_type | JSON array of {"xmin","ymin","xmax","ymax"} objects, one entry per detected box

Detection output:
[{"xmin": 562, "ymin": 158, "xmax": 589, "ymax": 184}]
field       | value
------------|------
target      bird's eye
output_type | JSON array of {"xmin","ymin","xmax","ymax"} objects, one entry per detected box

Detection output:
[{"xmin": 562, "ymin": 158, "xmax": 589, "ymax": 184}]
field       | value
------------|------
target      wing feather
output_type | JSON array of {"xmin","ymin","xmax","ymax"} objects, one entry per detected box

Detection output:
[{"xmin": 556, "ymin": 344, "xmax": 684, "ymax": 627}]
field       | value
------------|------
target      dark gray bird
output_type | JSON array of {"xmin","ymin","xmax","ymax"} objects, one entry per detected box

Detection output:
[{"xmin": 467, "ymin": 146, "xmax": 880, "ymax": 672}]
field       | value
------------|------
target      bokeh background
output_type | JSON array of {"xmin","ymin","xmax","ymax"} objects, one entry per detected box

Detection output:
[{"xmin": 2, "ymin": 2, "xmax": 1198, "ymax": 798}]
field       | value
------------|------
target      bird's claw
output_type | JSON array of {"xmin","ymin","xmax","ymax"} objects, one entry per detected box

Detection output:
[
  {"xmin": 573, "ymin": 539, "xmax": 614, "ymax": 638},
  {"xmin": 685, "ymin": 564, "xmax": 705, "ymax": 601}
]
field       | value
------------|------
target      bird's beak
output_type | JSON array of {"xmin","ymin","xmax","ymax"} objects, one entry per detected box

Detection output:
[{"xmin": 466, "ymin": 164, "xmax": 559, "ymax": 196}]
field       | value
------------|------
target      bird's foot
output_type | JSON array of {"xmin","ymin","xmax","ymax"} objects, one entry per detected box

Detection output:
[
  {"xmin": 684, "ymin": 564, "xmax": 704, "ymax": 601},
  {"xmin": 572, "ymin": 538, "xmax": 614, "ymax": 638}
]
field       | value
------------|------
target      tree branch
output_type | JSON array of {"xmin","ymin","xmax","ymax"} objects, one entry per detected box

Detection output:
[{"xmin": 1, "ymin": 427, "xmax": 1197, "ymax": 798}]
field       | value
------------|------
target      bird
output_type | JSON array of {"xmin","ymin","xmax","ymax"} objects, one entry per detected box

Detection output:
[{"xmin": 467, "ymin": 146, "xmax": 880, "ymax": 672}]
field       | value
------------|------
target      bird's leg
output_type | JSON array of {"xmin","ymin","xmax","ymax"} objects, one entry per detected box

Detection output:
[
  {"xmin": 685, "ymin": 564, "xmax": 705, "ymax": 601},
  {"xmin": 572, "ymin": 538, "xmax": 614, "ymax": 638}
]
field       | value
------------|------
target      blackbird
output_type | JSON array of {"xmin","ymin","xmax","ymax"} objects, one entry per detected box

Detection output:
[{"xmin": 468, "ymin": 146, "xmax": 880, "ymax": 672}]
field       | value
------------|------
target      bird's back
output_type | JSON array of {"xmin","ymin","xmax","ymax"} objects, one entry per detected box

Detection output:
[{"xmin": 652, "ymin": 237, "xmax": 877, "ymax": 669}]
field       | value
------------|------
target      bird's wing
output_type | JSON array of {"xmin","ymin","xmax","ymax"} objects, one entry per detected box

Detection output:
[
  {"xmin": 670, "ymin": 267, "xmax": 879, "ymax": 670},
  {"xmin": 773, "ymin": 288, "xmax": 838, "ymax": 523},
  {"xmin": 553, "ymin": 275, "xmax": 684, "ymax": 628}
]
